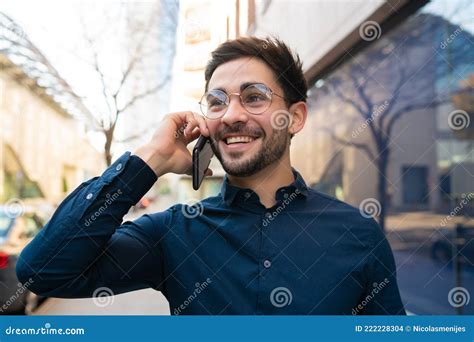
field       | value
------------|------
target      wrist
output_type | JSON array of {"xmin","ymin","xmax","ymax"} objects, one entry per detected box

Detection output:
[{"xmin": 132, "ymin": 145, "xmax": 169, "ymax": 178}]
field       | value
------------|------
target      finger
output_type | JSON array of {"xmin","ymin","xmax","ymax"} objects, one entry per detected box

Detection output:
[
  {"xmin": 204, "ymin": 168, "xmax": 213, "ymax": 177},
  {"xmin": 193, "ymin": 112, "xmax": 210, "ymax": 137},
  {"xmin": 185, "ymin": 111, "xmax": 209, "ymax": 137},
  {"xmin": 184, "ymin": 126, "xmax": 202, "ymax": 144},
  {"xmin": 184, "ymin": 111, "xmax": 197, "ymax": 136}
]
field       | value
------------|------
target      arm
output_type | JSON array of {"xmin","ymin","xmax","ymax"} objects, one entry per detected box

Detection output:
[
  {"xmin": 16, "ymin": 111, "xmax": 211, "ymax": 298},
  {"xmin": 361, "ymin": 221, "xmax": 406, "ymax": 315},
  {"xmin": 16, "ymin": 153, "xmax": 168, "ymax": 297}
]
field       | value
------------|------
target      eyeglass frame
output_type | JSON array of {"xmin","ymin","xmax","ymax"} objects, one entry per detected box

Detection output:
[{"xmin": 199, "ymin": 82, "xmax": 286, "ymax": 119}]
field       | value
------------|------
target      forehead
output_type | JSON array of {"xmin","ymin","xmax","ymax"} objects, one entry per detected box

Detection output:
[{"xmin": 208, "ymin": 57, "xmax": 278, "ymax": 92}]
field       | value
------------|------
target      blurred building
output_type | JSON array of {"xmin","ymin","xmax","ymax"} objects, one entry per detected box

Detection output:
[
  {"xmin": 251, "ymin": 0, "xmax": 473, "ymax": 212},
  {"xmin": 117, "ymin": 0, "xmax": 179, "ymax": 153},
  {"xmin": 0, "ymin": 13, "xmax": 104, "ymax": 205},
  {"xmin": 168, "ymin": 0, "xmax": 254, "ymax": 202}
]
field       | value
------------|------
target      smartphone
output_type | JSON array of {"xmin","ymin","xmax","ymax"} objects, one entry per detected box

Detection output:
[{"xmin": 192, "ymin": 135, "xmax": 214, "ymax": 190}]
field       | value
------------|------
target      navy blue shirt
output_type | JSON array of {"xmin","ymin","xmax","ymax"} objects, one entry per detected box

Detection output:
[{"xmin": 17, "ymin": 152, "xmax": 405, "ymax": 315}]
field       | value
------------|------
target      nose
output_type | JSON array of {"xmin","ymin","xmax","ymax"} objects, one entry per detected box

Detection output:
[{"xmin": 221, "ymin": 96, "xmax": 249, "ymax": 126}]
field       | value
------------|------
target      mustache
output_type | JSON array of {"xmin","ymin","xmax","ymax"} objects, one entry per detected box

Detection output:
[{"xmin": 214, "ymin": 123, "xmax": 264, "ymax": 141}]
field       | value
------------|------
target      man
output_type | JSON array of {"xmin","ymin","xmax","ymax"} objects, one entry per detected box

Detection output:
[{"xmin": 17, "ymin": 37, "xmax": 405, "ymax": 315}]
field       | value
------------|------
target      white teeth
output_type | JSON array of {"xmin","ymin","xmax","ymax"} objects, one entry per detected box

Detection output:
[{"xmin": 226, "ymin": 136, "xmax": 255, "ymax": 144}]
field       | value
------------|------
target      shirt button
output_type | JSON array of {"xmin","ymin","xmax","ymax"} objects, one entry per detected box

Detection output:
[
  {"xmin": 115, "ymin": 163, "xmax": 123, "ymax": 171},
  {"xmin": 86, "ymin": 193, "xmax": 93, "ymax": 200},
  {"xmin": 263, "ymin": 260, "xmax": 272, "ymax": 268}
]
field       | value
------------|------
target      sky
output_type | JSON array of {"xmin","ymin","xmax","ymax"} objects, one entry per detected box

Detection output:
[{"xmin": 1, "ymin": 0, "xmax": 175, "ymax": 153}]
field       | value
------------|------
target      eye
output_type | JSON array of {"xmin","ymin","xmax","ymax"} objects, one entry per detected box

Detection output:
[
  {"xmin": 209, "ymin": 98, "xmax": 225, "ymax": 106},
  {"xmin": 244, "ymin": 92, "xmax": 268, "ymax": 105}
]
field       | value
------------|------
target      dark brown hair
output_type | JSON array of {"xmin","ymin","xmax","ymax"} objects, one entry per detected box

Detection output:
[{"xmin": 204, "ymin": 36, "xmax": 307, "ymax": 106}]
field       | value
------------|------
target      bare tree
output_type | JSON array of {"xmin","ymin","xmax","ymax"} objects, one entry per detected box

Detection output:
[
  {"xmin": 78, "ymin": 0, "xmax": 178, "ymax": 165},
  {"xmin": 315, "ymin": 11, "xmax": 473, "ymax": 231},
  {"xmin": 0, "ymin": 1, "xmax": 179, "ymax": 166}
]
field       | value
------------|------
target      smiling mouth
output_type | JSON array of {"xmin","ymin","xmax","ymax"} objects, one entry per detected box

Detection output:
[{"xmin": 224, "ymin": 136, "xmax": 258, "ymax": 145}]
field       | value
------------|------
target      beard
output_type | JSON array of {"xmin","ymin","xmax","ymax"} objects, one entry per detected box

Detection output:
[{"xmin": 210, "ymin": 124, "xmax": 290, "ymax": 177}]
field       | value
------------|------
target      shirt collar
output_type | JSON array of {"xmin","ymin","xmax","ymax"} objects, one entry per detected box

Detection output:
[{"xmin": 220, "ymin": 167, "xmax": 309, "ymax": 206}]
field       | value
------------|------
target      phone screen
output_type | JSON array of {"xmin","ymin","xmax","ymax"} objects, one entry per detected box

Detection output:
[{"xmin": 192, "ymin": 136, "xmax": 214, "ymax": 190}]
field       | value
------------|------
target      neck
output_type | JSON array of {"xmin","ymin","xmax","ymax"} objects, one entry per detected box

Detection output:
[{"xmin": 227, "ymin": 154, "xmax": 295, "ymax": 209}]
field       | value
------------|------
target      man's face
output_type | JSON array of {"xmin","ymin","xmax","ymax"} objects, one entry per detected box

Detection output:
[{"xmin": 205, "ymin": 57, "xmax": 291, "ymax": 177}]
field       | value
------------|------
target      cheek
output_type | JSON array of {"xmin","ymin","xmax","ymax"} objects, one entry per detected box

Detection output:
[
  {"xmin": 257, "ymin": 116, "xmax": 273, "ymax": 139},
  {"xmin": 206, "ymin": 122, "xmax": 219, "ymax": 136}
]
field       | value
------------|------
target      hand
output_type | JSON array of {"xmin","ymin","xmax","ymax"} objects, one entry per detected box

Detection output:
[{"xmin": 133, "ymin": 111, "xmax": 213, "ymax": 178}]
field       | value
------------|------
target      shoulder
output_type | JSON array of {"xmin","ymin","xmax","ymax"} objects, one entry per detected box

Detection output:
[{"xmin": 305, "ymin": 188, "xmax": 384, "ymax": 246}]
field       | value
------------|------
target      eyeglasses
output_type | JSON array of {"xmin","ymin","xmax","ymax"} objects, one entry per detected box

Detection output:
[{"xmin": 199, "ymin": 83, "xmax": 285, "ymax": 119}]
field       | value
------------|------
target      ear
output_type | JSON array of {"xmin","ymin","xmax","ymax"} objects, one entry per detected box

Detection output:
[{"xmin": 288, "ymin": 101, "xmax": 307, "ymax": 136}]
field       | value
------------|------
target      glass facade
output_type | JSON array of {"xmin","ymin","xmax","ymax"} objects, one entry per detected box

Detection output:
[{"xmin": 296, "ymin": 0, "xmax": 474, "ymax": 314}]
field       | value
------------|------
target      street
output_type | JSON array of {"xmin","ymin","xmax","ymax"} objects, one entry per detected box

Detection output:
[{"xmin": 34, "ymin": 289, "xmax": 170, "ymax": 315}]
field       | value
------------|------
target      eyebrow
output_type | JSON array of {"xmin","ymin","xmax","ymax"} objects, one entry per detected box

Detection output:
[{"xmin": 212, "ymin": 82, "xmax": 262, "ymax": 93}]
